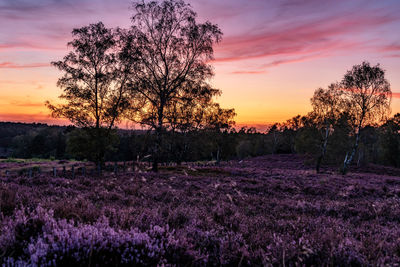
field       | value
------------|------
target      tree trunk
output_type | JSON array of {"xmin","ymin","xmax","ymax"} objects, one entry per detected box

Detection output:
[
  {"xmin": 342, "ymin": 130, "xmax": 360, "ymax": 174},
  {"xmin": 216, "ymin": 147, "xmax": 220, "ymax": 165},
  {"xmin": 316, "ymin": 125, "xmax": 330, "ymax": 173},
  {"xmin": 152, "ymin": 104, "xmax": 164, "ymax": 172},
  {"xmin": 152, "ymin": 128, "xmax": 161, "ymax": 172},
  {"xmin": 95, "ymin": 128, "xmax": 106, "ymax": 169}
]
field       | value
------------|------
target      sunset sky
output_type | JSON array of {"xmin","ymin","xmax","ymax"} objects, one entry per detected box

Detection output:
[{"xmin": 1, "ymin": 0, "xmax": 400, "ymax": 129}]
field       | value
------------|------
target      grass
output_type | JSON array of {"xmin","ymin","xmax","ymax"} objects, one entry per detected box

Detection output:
[
  {"xmin": 0, "ymin": 157, "xmax": 54, "ymax": 163},
  {"xmin": 0, "ymin": 157, "xmax": 82, "ymax": 163},
  {"xmin": 0, "ymin": 158, "xmax": 25, "ymax": 163}
]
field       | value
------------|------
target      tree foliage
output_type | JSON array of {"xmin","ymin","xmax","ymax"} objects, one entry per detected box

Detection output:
[
  {"xmin": 47, "ymin": 22, "xmax": 140, "ymax": 164},
  {"xmin": 310, "ymin": 83, "xmax": 346, "ymax": 172},
  {"xmin": 341, "ymin": 62, "xmax": 391, "ymax": 173},
  {"xmin": 127, "ymin": 0, "xmax": 223, "ymax": 171}
]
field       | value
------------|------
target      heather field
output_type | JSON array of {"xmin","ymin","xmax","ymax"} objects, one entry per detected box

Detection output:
[{"xmin": 1, "ymin": 155, "xmax": 400, "ymax": 266}]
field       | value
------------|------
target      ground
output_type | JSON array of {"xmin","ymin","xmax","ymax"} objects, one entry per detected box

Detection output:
[{"xmin": 0, "ymin": 155, "xmax": 400, "ymax": 265}]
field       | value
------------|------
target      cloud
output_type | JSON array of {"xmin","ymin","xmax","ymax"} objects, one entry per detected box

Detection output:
[
  {"xmin": 230, "ymin": 49, "xmax": 336, "ymax": 75},
  {"xmin": 0, "ymin": 112, "xmax": 69, "ymax": 125},
  {"xmin": 0, "ymin": 80, "xmax": 25, "ymax": 85},
  {"xmin": 380, "ymin": 43, "xmax": 400, "ymax": 52},
  {"xmin": 264, "ymin": 53, "xmax": 330, "ymax": 68},
  {"xmin": 0, "ymin": 62, "xmax": 50, "ymax": 69},
  {"xmin": 231, "ymin": 70, "xmax": 266, "ymax": 75},
  {"xmin": 215, "ymin": 9, "xmax": 397, "ymax": 64},
  {"xmin": 379, "ymin": 43, "xmax": 400, "ymax": 58},
  {"xmin": 0, "ymin": 0, "xmax": 132, "ymax": 52},
  {"xmin": 211, "ymin": 1, "xmax": 400, "ymax": 77},
  {"xmin": 392, "ymin": 92, "xmax": 400, "ymax": 99},
  {"xmin": 9, "ymin": 101, "xmax": 45, "ymax": 107}
]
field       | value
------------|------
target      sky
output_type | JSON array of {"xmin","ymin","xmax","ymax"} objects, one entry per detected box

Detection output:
[{"xmin": 1, "ymin": 0, "xmax": 400, "ymax": 130}]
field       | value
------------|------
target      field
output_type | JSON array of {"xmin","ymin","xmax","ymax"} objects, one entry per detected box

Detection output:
[{"xmin": 1, "ymin": 155, "xmax": 400, "ymax": 266}]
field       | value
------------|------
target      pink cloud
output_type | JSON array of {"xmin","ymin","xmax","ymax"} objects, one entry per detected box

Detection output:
[
  {"xmin": 231, "ymin": 70, "xmax": 266, "ymax": 75},
  {"xmin": 214, "ymin": 10, "xmax": 397, "ymax": 65},
  {"xmin": 0, "ymin": 62, "xmax": 50, "ymax": 69},
  {"xmin": 380, "ymin": 43, "xmax": 400, "ymax": 52},
  {"xmin": 263, "ymin": 53, "xmax": 330, "ymax": 68},
  {"xmin": 9, "ymin": 101, "xmax": 45, "ymax": 107},
  {"xmin": 393, "ymin": 92, "xmax": 400, "ymax": 99},
  {"xmin": 0, "ymin": 113, "xmax": 70, "ymax": 125},
  {"xmin": 230, "ymin": 48, "xmax": 335, "ymax": 75}
]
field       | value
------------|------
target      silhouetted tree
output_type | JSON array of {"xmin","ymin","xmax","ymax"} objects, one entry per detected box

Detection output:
[
  {"xmin": 310, "ymin": 83, "xmax": 345, "ymax": 172},
  {"xmin": 379, "ymin": 113, "xmax": 400, "ymax": 167},
  {"xmin": 47, "ymin": 22, "xmax": 139, "ymax": 165},
  {"xmin": 127, "ymin": 0, "xmax": 223, "ymax": 171},
  {"xmin": 282, "ymin": 115, "xmax": 303, "ymax": 153},
  {"xmin": 266, "ymin": 124, "xmax": 281, "ymax": 154},
  {"xmin": 66, "ymin": 128, "xmax": 119, "ymax": 162},
  {"xmin": 203, "ymin": 103, "xmax": 236, "ymax": 163},
  {"xmin": 164, "ymin": 85, "xmax": 217, "ymax": 164},
  {"xmin": 341, "ymin": 62, "xmax": 391, "ymax": 174},
  {"xmin": 294, "ymin": 113, "xmax": 320, "ymax": 157}
]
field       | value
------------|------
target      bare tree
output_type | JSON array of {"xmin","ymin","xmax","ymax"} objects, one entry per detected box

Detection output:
[
  {"xmin": 341, "ymin": 62, "xmax": 392, "ymax": 174},
  {"xmin": 310, "ymin": 83, "xmax": 345, "ymax": 173},
  {"xmin": 46, "ymin": 22, "xmax": 140, "ymax": 165},
  {"xmin": 127, "ymin": 0, "xmax": 223, "ymax": 171}
]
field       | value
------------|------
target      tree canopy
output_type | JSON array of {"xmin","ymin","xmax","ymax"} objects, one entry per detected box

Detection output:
[
  {"xmin": 46, "ymin": 22, "xmax": 141, "ymax": 164},
  {"xmin": 341, "ymin": 62, "xmax": 392, "ymax": 173},
  {"xmin": 127, "ymin": 0, "xmax": 224, "ymax": 171}
]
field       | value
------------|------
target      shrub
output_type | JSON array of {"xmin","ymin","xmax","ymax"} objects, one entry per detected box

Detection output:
[{"xmin": 0, "ymin": 207, "xmax": 192, "ymax": 266}]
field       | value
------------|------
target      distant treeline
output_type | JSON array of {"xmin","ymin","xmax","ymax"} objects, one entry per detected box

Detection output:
[
  {"xmin": 0, "ymin": 122, "xmax": 275, "ymax": 163},
  {"xmin": 1, "ymin": 116, "xmax": 399, "ymax": 171}
]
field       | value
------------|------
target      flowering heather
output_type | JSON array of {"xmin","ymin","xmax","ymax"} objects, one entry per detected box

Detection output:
[{"xmin": 1, "ymin": 154, "xmax": 400, "ymax": 265}]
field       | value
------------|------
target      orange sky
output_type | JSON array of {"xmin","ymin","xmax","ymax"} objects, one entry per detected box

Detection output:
[{"xmin": 1, "ymin": 0, "xmax": 400, "ymax": 129}]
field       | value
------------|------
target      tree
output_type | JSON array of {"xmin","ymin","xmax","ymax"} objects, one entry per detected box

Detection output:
[
  {"xmin": 46, "ymin": 22, "xmax": 139, "ymax": 165},
  {"xmin": 164, "ymin": 84, "xmax": 218, "ymax": 164},
  {"xmin": 341, "ymin": 62, "xmax": 392, "ymax": 174},
  {"xmin": 66, "ymin": 128, "xmax": 119, "ymax": 162},
  {"xmin": 379, "ymin": 113, "xmax": 400, "ymax": 167},
  {"xmin": 266, "ymin": 124, "xmax": 281, "ymax": 154},
  {"xmin": 281, "ymin": 115, "xmax": 303, "ymax": 153},
  {"xmin": 127, "ymin": 0, "xmax": 223, "ymax": 171},
  {"xmin": 203, "ymin": 103, "xmax": 236, "ymax": 163},
  {"xmin": 310, "ymin": 83, "xmax": 345, "ymax": 172},
  {"xmin": 293, "ymin": 113, "xmax": 320, "ymax": 158}
]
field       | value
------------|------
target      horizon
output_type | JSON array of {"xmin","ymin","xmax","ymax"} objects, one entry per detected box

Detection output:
[
  {"xmin": 0, "ymin": 120, "xmax": 275, "ymax": 133},
  {"xmin": 1, "ymin": 0, "xmax": 400, "ymax": 129}
]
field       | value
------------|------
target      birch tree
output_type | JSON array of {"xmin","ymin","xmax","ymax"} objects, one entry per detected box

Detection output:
[
  {"xmin": 128, "ymin": 0, "xmax": 223, "ymax": 171},
  {"xmin": 310, "ymin": 83, "xmax": 345, "ymax": 172},
  {"xmin": 47, "ymin": 22, "xmax": 140, "ymax": 165},
  {"xmin": 341, "ymin": 62, "xmax": 391, "ymax": 174}
]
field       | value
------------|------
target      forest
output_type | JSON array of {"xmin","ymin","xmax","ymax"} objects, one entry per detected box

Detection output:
[{"xmin": 1, "ymin": 107, "xmax": 400, "ymax": 173}]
